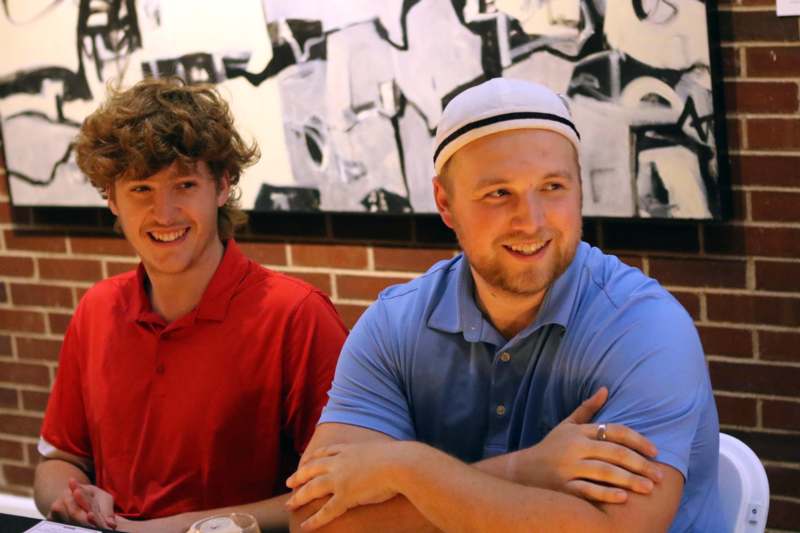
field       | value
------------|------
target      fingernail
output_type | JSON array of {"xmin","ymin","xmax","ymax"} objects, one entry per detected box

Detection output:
[
  {"xmin": 615, "ymin": 490, "xmax": 627, "ymax": 501},
  {"xmin": 642, "ymin": 479, "xmax": 654, "ymax": 492}
]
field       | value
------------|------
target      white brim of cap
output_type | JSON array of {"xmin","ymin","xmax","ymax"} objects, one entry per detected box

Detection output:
[{"xmin": 433, "ymin": 119, "xmax": 581, "ymax": 176}]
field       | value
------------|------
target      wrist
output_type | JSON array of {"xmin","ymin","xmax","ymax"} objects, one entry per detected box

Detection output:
[{"xmin": 388, "ymin": 441, "xmax": 427, "ymax": 493}]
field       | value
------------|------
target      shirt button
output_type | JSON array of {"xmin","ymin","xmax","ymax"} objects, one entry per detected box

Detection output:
[
  {"xmin": 156, "ymin": 363, "xmax": 165, "ymax": 375},
  {"xmin": 499, "ymin": 352, "xmax": 511, "ymax": 362},
  {"xmin": 496, "ymin": 404, "xmax": 506, "ymax": 417}
]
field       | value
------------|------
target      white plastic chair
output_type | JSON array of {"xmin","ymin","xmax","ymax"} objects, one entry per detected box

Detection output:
[{"xmin": 718, "ymin": 433, "xmax": 770, "ymax": 532}]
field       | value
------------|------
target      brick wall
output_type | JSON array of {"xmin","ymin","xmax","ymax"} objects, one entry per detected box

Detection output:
[{"xmin": 1, "ymin": 2, "xmax": 799, "ymax": 531}]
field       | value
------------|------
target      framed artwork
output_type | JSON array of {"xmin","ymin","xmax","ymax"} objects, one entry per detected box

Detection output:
[{"xmin": 1, "ymin": 0, "xmax": 725, "ymax": 219}]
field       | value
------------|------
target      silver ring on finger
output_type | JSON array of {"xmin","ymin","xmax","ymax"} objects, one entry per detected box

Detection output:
[{"xmin": 596, "ymin": 423, "xmax": 608, "ymax": 442}]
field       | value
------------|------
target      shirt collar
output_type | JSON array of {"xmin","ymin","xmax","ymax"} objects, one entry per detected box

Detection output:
[
  {"xmin": 428, "ymin": 242, "xmax": 590, "ymax": 342},
  {"xmin": 125, "ymin": 239, "xmax": 250, "ymax": 326}
]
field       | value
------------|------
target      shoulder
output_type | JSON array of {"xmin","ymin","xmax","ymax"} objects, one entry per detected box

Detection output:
[
  {"xmin": 564, "ymin": 246, "xmax": 703, "ymax": 375},
  {"xmin": 234, "ymin": 262, "xmax": 340, "ymax": 322},
  {"xmin": 77, "ymin": 270, "xmax": 138, "ymax": 314},
  {"xmin": 576, "ymin": 245, "xmax": 691, "ymax": 330},
  {"xmin": 377, "ymin": 255, "xmax": 461, "ymax": 305}
]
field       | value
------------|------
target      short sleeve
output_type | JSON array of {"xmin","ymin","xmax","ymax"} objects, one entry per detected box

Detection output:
[
  {"xmin": 40, "ymin": 309, "xmax": 93, "ymax": 472},
  {"xmin": 282, "ymin": 290, "xmax": 348, "ymax": 453},
  {"xmin": 319, "ymin": 298, "xmax": 416, "ymax": 440},
  {"xmin": 591, "ymin": 297, "xmax": 712, "ymax": 479}
]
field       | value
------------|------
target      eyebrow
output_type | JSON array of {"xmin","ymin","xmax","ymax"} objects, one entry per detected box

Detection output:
[{"xmin": 474, "ymin": 170, "xmax": 577, "ymax": 188}]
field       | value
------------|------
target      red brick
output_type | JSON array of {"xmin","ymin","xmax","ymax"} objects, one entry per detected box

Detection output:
[
  {"xmin": 0, "ymin": 387, "xmax": 17, "ymax": 409},
  {"xmin": 714, "ymin": 395, "xmax": 757, "ymax": 427},
  {"xmin": 730, "ymin": 155, "xmax": 800, "ymax": 188},
  {"xmin": 374, "ymin": 247, "xmax": 455, "ymax": 272},
  {"xmin": 748, "ymin": 118, "xmax": 800, "ymax": 150},
  {"xmin": 751, "ymin": 191, "xmax": 800, "ymax": 223},
  {"xmin": 724, "ymin": 81, "xmax": 798, "ymax": 114},
  {"xmin": 698, "ymin": 326, "xmax": 753, "ymax": 358},
  {"xmin": 720, "ymin": 47, "xmax": 741, "ymax": 78},
  {"xmin": 47, "ymin": 312, "xmax": 72, "ymax": 335},
  {"xmin": 106, "ymin": 261, "xmax": 138, "ymax": 277},
  {"xmin": 763, "ymin": 399, "xmax": 800, "ymax": 431},
  {"xmin": 726, "ymin": 118, "xmax": 741, "ymax": 151},
  {"xmin": 21, "ymin": 390, "xmax": 49, "ymax": 413},
  {"xmin": 616, "ymin": 255, "xmax": 643, "ymax": 271},
  {"xmin": 70, "ymin": 236, "xmax": 134, "ymax": 256},
  {"xmin": 0, "ymin": 201, "xmax": 10, "ymax": 224},
  {"xmin": 0, "ymin": 256, "xmax": 35, "ymax": 277},
  {"xmin": 704, "ymin": 225, "xmax": 800, "ymax": 258},
  {"xmin": 0, "ymin": 439, "xmax": 24, "ymax": 461},
  {"xmin": 334, "ymin": 303, "xmax": 368, "ymax": 330},
  {"xmin": 0, "ymin": 335, "xmax": 10, "ymax": 356},
  {"xmin": 3, "ymin": 230, "xmax": 66, "ymax": 253},
  {"xmin": 16, "ymin": 337, "xmax": 61, "ymax": 362},
  {"xmin": 707, "ymin": 293, "xmax": 800, "ymax": 327},
  {"xmin": 3, "ymin": 464, "xmax": 34, "ymax": 486},
  {"xmin": 0, "ymin": 309, "xmax": 46, "ymax": 333},
  {"xmin": 0, "ymin": 361, "xmax": 50, "ymax": 386},
  {"xmin": 755, "ymin": 260, "xmax": 800, "ymax": 293},
  {"xmin": 76, "ymin": 288, "xmax": 88, "ymax": 301},
  {"xmin": 238, "ymin": 242, "xmax": 287, "ymax": 266},
  {"xmin": 768, "ymin": 498, "xmax": 800, "ymax": 531},
  {"xmin": 284, "ymin": 272, "xmax": 332, "ymax": 296},
  {"xmin": 760, "ymin": 330, "xmax": 800, "ymax": 362},
  {"xmin": 38, "ymin": 258, "xmax": 103, "ymax": 282},
  {"xmin": 292, "ymin": 244, "xmax": 368, "ymax": 269},
  {"xmin": 765, "ymin": 465, "xmax": 800, "ymax": 500},
  {"xmin": 668, "ymin": 291, "xmax": 700, "ymax": 320},
  {"xmin": 337, "ymin": 275, "xmax": 409, "ymax": 301},
  {"xmin": 0, "ymin": 414, "xmax": 43, "ymax": 437},
  {"xmin": 10, "ymin": 283, "xmax": 73, "ymax": 309},
  {"xmin": 650, "ymin": 257, "xmax": 746, "ymax": 289},
  {"xmin": 710, "ymin": 360, "xmax": 800, "ymax": 396},
  {"xmin": 718, "ymin": 9, "xmax": 800, "ymax": 42},
  {"xmin": 26, "ymin": 443, "xmax": 40, "ymax": 464},
  {"xmin": 747, "ymin": 46, "xmax": 800, "ymax": 78}
]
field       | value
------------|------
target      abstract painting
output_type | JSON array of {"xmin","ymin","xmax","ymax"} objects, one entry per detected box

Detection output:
[{"xmin": 1, "ymin": 0, "xmax": 723, "ymax": 218}]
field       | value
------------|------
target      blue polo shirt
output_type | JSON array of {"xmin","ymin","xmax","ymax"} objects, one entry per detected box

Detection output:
[{"xmin": 320, "ymin": 241, "xmax": 723, "ymax": 532}]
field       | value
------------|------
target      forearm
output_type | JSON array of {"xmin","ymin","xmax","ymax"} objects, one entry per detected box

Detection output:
[
  {"xmin": 34, "ymin": 459, "xmax": 91, "ymax": 516},
  {"xmin": 290, "ymin": 494, "xmax": 438, "ymax": 533},
  {"xmin": 154, "ymin": 493, "xmax": 293, "ymax": 533},
  {"xmin": 394, "ymin": 442, "xmax": 613, "ymax": 533}
]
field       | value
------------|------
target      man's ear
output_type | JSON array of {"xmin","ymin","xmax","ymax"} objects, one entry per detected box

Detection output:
[
  {"xmin": 217, "ymin": 173, "xmax": 231, "ymax": 207},
  {"xmin": 107, "ymin": 186, "xmax": 119, "ymax": 216},
  {"xmin": 432, "ymin": 176, "xmax": 454, "ymax": 229}
]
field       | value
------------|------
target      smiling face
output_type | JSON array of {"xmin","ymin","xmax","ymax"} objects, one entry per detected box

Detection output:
[
  {"xmin": 434, "ymin": 128, "xmax": 582, "ymax": 302},
  {"xmin": 108, "ymin": 160, "xmax": 229, "ymax": 281}
]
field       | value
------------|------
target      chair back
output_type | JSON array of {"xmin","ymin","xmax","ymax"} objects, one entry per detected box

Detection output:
[{"xmin": 718, "ymin": 433, "xmax": 769, "ymax": 532}]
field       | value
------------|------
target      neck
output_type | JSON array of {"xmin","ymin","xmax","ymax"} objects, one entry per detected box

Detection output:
[
  {"xmin": 471, "ymin": 268, "xmax": 547, "ymax": 340},
  {"xmin": 146, "ymin": 239, "xmax": 225, "ymax": 323}
]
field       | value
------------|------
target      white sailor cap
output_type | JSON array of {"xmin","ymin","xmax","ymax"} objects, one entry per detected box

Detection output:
[{"xmin": 433, "ymin": 77, "xmax": 581, "ymax": 175}]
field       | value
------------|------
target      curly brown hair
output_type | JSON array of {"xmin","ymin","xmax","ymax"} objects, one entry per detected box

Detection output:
[{"xmin": 74, "ymin": 77, "xmax": 260, "ymax": 239}]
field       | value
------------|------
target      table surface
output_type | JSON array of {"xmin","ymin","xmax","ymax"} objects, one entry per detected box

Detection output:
[{"xmin": 0, "ymin": 512, "xmax": 117, "ymax": 533}]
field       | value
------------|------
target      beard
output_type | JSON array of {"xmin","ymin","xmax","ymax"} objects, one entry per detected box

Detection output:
[{"xmin": 459, "ymin": 231, "xmax": 579, "ymax": 297}]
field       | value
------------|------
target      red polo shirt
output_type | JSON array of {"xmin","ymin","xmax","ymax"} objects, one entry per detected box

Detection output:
[{"xmin": 40, "ymin": 240, "xmax": 347, "ymax": 518}]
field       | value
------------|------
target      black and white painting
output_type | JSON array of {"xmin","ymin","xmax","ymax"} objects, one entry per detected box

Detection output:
[{"xmin": 1, "ymin": 0, "xmax": 723, "ymax": 218}]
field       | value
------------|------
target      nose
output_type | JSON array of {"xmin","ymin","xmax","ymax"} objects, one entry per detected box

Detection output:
[
  {"xmin": 151, "ymin": 187, "xmax": 178, "ymax": 224},
  {"xmin": 510, "ymin": 191, "xmax": 544, "ymax": 232}
]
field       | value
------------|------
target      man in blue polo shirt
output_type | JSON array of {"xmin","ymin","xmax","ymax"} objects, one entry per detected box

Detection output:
[{"xmin": 287, "ymin": 78, "xmax": 723, "ymax": 532}]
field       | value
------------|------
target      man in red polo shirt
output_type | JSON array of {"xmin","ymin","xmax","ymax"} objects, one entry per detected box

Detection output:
[{"xmin": 33, "ymin": 77, "xmax": 348, "ymax": 532}]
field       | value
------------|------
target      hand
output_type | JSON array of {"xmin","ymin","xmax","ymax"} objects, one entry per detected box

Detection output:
[
  {"xmin": 49, "ymin": 478, "xmax": 117, "ymax": 529},
  {"xmin": 509, "ymin": 387, "xmax": 663, "ymax": 503},
  {"xmin": 285, "ymin": 441, "xmax": 406, "ymax": 530}
]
